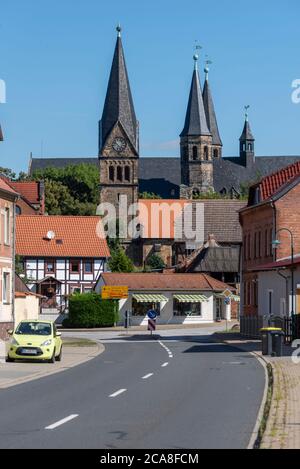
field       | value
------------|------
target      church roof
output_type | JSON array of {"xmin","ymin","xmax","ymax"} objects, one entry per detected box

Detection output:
[
  {"xmin": 240, "ymin": 119, "xmax": 255, "ymax": 141},
  {"xmin": 180, "ymin": 66, "xmax": 211, "ymax": 137},
  {"xmin": 99, "ymin": 33, "xmax": 138, "ymax": 153},
  {"xmin": 203, "ymin": 77, "xmax": 222, "ymax": 146},
  {"xmin": 29, "ymin": 155, "xmax": 300, "ymax": 198}
]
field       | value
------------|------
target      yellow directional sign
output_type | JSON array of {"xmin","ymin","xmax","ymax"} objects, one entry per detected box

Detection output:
[
  {"xmin": 102, "ymin": 286, "xmax": 129, "ymax": 300},
  {"xmin": 222, "ymin": 289, "xmax": 232, "ymax": 299}
]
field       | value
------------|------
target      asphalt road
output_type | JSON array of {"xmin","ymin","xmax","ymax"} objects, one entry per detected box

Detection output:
[{"xmin": 0, "ymin": 332, "xmax": 265, "ymax": 449}]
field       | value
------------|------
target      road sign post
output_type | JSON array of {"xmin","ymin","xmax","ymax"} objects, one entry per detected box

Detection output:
[{"xmin": 147, "ymin": 310, "xmax": 157, "ymax": 335}]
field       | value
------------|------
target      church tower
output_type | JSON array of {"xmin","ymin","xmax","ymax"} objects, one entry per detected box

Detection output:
[
  {"xmin": 202, "ymin": 62, "xmax": 222, "ymax": 159},
  {"xmin": 239, "ymin": 106, "xmax": 255, "ymax": 167},
  {"xmin": 180, "ymin": 54, "xmax": 213, "ymax": 199},
  {"xmin": 99, "ymin": 26, "xmax": 139, "ymax": 210}
]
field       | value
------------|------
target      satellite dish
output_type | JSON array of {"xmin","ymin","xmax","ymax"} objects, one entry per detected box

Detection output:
[{"xmin": 46, "ymin": 231, "xmax": 55, "ymax": 240}]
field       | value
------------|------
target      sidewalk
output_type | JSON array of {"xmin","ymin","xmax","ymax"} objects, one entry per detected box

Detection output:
[
  {"xmin": 214, "ymin": 332, "xmax": 300, "ymax": 450},
  {"xmin": 0, "ymin": 338, "xmax": 104, "ymax": 389}
]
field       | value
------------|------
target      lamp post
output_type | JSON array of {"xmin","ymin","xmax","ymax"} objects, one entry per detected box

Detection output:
[{"xmin": 272, "ymin": 228, "xmax": 295, "ymax": 317}]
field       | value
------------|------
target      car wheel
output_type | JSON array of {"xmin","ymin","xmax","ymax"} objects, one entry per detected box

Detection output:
[
  {"xmin": 55, "ymin": 346, "xmax": 62, "ymax": 362},
  {"xmin": 48, "ymin": 350, "xmax": 56, "ymax": 364},
  {"xmin": 6, "ymin": 355, "xmax": 14, "ymax": 363}
]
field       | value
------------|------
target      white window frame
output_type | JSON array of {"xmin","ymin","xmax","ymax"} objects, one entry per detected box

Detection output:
[
  {"xmin": 4, "ymin": 207, "xmax": 10, "ymax": 245},
  {"xmin": 3, "ymin": 271, "xmax": 10, "ymax": 304}
]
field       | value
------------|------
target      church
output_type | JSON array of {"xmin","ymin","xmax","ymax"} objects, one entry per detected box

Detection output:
[
  {"xmin": 28, "ymin": 26, "xmax": 300, "ymax": 276},
  {"xmin": 29, "ymin": 26, "xmax": 300, "ymax": 200}
]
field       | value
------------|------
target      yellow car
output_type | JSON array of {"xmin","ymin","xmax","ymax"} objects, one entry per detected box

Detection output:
[{"xmin": 6, "ymin": 320, "xmax": 63, "ymax": 364}]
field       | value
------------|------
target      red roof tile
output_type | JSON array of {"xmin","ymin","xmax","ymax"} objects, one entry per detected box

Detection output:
[
  {"xmin": 0, "ymin": 178, "xmax": 19, "ymax": 197},
  {"xmin": 101, "ymin": 272, "xmax": 234, "ymax": 292},
  {"xmin": 16, "ymin": 216, "xmax": 110, "ymax": 258},
  {"xmin": 257, "ymin": 161, "xmax": 300, "ymax": 201},
  {"xmin": 8, "ymin": 181, "xmax": 40, "ymax": 204}
]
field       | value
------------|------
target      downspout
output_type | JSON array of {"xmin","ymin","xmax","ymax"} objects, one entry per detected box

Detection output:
[
  {"xmin": 270, "ymin": 198, "xmax": 277, "ymax": 261},
  {"xmin": 12, "ymin": 195, "xmax": 19, "ymax": 326}
]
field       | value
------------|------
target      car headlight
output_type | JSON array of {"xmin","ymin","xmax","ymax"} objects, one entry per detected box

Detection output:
[
  {"xmin": 11, "ymin": 338, "xmax": 19, "ymax": 346},
  {"xmin": 41, "ymin": 339, "xmax": 52, "ymax": 347}
]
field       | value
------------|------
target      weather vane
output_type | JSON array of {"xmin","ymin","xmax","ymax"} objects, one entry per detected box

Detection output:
[
  {"xmin": 193, "ymin": 41, "xmax": 202, "ymax": 69},
  {"xmin": 244, "ymin": 105, "xmax": 250, "ymax": 121}
]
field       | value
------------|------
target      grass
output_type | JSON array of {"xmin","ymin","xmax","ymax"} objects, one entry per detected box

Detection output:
[
  {"xmin": 254, "ymin": 363, "xmax": 274, "ymax": 449},
  {"xmin": 62, "ymin": 338, "xmax": 97, "ymax": 348}
]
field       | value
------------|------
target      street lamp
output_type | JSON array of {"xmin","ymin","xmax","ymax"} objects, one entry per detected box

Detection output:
[{"xmin": 272, "ymin": 228, "xmax": 295, "ymax": 317}]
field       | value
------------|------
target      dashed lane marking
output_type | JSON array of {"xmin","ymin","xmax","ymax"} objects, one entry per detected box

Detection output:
[
  {"xmin": 45, "ymin": 414, "xmax": 79, "ymax": 430},
  {"xmin": 109, "ymin": 389, "xmax": 127, "ymax": 398},
  {"xmin": 142, "ymin": 373, "xmax": 154, "ymax": 380}
]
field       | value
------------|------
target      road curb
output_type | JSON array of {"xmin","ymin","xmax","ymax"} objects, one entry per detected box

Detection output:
[
  {"xmin": 212, "ymin": 334, "xmax": 273, "ymax": 450},
  {"xmin": 0, "ymin": 341, "xmax": 105, "ymax": 390}
]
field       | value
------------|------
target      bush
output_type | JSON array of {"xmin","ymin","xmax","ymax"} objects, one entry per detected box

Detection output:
[
  {"xmin": 63, "ymin": 293, "xmax": 119, "ymax": 328},
  {"xmin": 147, "ymin": 254, "xmax": 166, "ymax": 270}
]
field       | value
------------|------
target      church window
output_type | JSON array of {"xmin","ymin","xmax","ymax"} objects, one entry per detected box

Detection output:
[
  {"xmin": 125, "ymin": 166, "xmax": 130, "ymax": 182},
  {"xmin": 109, "ymin": 166, "xmax": 115, "ymax": 181},
  {"xmin": 117, "ymin": 166, "xmax": 123, "ymax": 181},
  {"xmin": 204, "ymin": 146, "xmax": 209, "ymax": 160},
  {"xmin": 248, "ymin": 143, "xmax": 253, "ymax": 151},
  {"xmin": 192, "ymin": 146, "xmax": 198, "ymax": 160},
  {"xmin": 213, "ymin": 149, "xmax": 219, "ymax": 158},
  {"xmin": 243, "ymin": 143, "xmax": 246, "ymax": 152}
]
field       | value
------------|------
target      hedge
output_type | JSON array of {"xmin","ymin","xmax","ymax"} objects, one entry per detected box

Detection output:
[{"xmin": 63, "ymin": 293, "xmax": 119, "ymax": 328}]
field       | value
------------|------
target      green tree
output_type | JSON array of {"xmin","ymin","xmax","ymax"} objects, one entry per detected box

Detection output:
[
  {"xmin": 108, "ymin": 247, "xmax": 134, "ymax": 273},
  {"xmin": 0, "ymin": 167, "xmax": 16, "ymax": 179},
  {"xmin": 139, "ymin": 191, "xmax": 162, "ymax": 199},
  {"xmin": 31, "ymin": 163, "xmax": 99, "ymax": 215},
  {"xmin": 146, "ymin": 254, "xmax": 166, "ymax": 270}
]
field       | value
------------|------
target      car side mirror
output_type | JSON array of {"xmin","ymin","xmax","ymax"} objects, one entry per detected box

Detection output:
[
  {"xmin": 7, "ymin": 329, "xmax": 13, "ymax": 336},
  {"xmin": 56, "ymin": 332, "xmax": 62, "ymax": 337}
]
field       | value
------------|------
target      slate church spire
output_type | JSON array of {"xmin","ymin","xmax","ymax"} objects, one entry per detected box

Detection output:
[
  {"xmin": 99, "ymin": 26, "xmax": 139, "ymax": 210},
  {"xmin": 99, "ymin": 25, "xmax": 139, "ymax": 155},
  {"xmin": 202, "ymin": 61, "xmax": 222, "ymax": 158},
  {"xmin": 239, "ymin": 106, "xmax": 255, "ymax": 167},
  {"xmin": 180, "ymin": 54, "xmax": 214, "ymax": 199}
]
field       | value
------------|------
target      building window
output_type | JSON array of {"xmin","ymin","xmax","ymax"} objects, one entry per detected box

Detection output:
[
  {"xmin": 16, "ymin": 205, "xmax": 22, "ymax": 215},
  {"xmin": 70, "ymin": 285, "xmax": 81, "ymax": 295},
  {"xmin": 4, "ymin": 208, "xmax": 10, "ymax": 245},
  {"xmin": 269, "ymin": 228, "xmax": 273, "ymax": 256},
  {"xmin": 132, "ymin": 298, "xmax": 161, "ymax": 317},
  {"xmin": 3, "ymin": 272, "xmax": 10, "ymax": 304},
  {"xmin": 258, "ymin": 232, "xmax": 261, "ymax": 258},
  {"xmin": 173, "ymin": 299, "xmax": 202, "ymax": 317},
  {"xmin": 192, "ymin": 146, "xmax": 198, "ymax": 160},
  {"xmin": 117, "ymin": 166, "xmax": 123, "ymax": 181},
  {"xmin": 204, "ymin": 146, "xmax": 209, "ymax": 160},
  {"xmin": 70, "ymin": 260, "xmax": 80, "ymax": 273},
  {"xmin": 84, "ymin": 260, "xmax": 93, "ymax": 273},
  {"xmin": 84, "ymin": 287, "xmax": 93, "ymax": 294},
  {"xmin": 109, "ymin": 166, "xmax": 115, "ymax": 182},
  {"xmin": 213, "ymin": 149, "xmax": 219, "ymax": 158},
  {"xmin": 264, "ymin": 229, "xmax": 268, "ymax": 257},
  {"xmin": 45, "ymin": 259, "xmax": 55, "ymax": 274},
  {"xmin": 248, "ymin": 143, "xmax": 253, "ymax": 151},
  {"xmin": 125, "ymin": 166, "xmax": 130, "ymax": 182},
  {"xmin": 243, "ymin": 236, "xmax": 247, "ymax": 260},
  {"xmin": 247, "ymin": 234, "xmax": 251, "ymax": 260}
]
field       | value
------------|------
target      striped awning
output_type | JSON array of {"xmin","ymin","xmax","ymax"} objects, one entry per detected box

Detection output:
[
  {"xmin": 173, "ymin": 294, "xmax": 208, "ymax": 303},
  {"xmin": 132, "ymin": 294, "xmax": 168, "ymax": 303}
]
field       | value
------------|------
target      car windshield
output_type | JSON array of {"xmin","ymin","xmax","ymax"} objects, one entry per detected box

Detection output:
[{"xmin": 15, "ymin": 322, "xmax": 52, "ymax": 336}]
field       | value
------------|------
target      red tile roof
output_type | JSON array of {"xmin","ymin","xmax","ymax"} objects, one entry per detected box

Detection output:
[
  {"xmin": 257, "ymin": 161, "xmax": 300, "ymax": 201},
  {"xmin": 16, "ymin": 216, "xmax": 110, "ymax": 258},
  {"xmin": 0, "ymin": 178, "xmax": 19, "ymax": 197},
  {"xmin": 8, "ymin": 181, "xmax": 40, "ymax": 204},
  {"xmin": 101, "ymin": 272, "xmax": 234, "ymax": 292}
]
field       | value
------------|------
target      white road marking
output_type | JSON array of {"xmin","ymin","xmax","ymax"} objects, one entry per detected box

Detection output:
[
  {"xmin": 142, "ymin": 373, "xmax": 154, "ymax": 380},
  {"xmin": 162, "ymin": 362, "xmax": 169, "ymax": 367},
  {"xmin": 109, "ymin": 389, "xmax": 127, "ymax": 398},
  {"xmin": 158, "ymin": 340, "xmax": 174, "ymax": 358},
  {"xmin": 45, "ymin": 414, "xmax": 79, "ymax": 430}
]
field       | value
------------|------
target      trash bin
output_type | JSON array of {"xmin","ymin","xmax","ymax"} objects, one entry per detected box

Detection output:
[{"xmin": 260, "ymin": 328, "xmax": 284, "ymax": 357}]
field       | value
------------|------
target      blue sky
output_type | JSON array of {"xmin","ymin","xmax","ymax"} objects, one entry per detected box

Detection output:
[{"xmin": 1, "ymin": 0, "xmax": 300, "ymax": 173}]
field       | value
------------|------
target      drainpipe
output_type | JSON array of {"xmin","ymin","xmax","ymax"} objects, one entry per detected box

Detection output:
[
  {"xmin": 277, "ymin": 268, "xmax": 289, "ymax": 318},
  {"xmin": 12, "ymin": 196, "xmax": 19, "ymax": 327},
  {"xmin": 270, "ymin": 198, "xmax": 277, "ymax": 261}
]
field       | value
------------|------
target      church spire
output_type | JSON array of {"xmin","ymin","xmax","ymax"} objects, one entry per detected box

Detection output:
[
  {"xmin": 239, "ymin": 106, "xmax": 255, "ymax": 167},
  {"xmin": 202, "ymin": 61, "xmax": 222, "ymax": 152},
  {"xmin": 180, "ymin": 54, "xmax": 210, "ymax": 137},
  {"xmin": 99, "ymin": 25, "xmax": 138, "ymax": 154}
]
